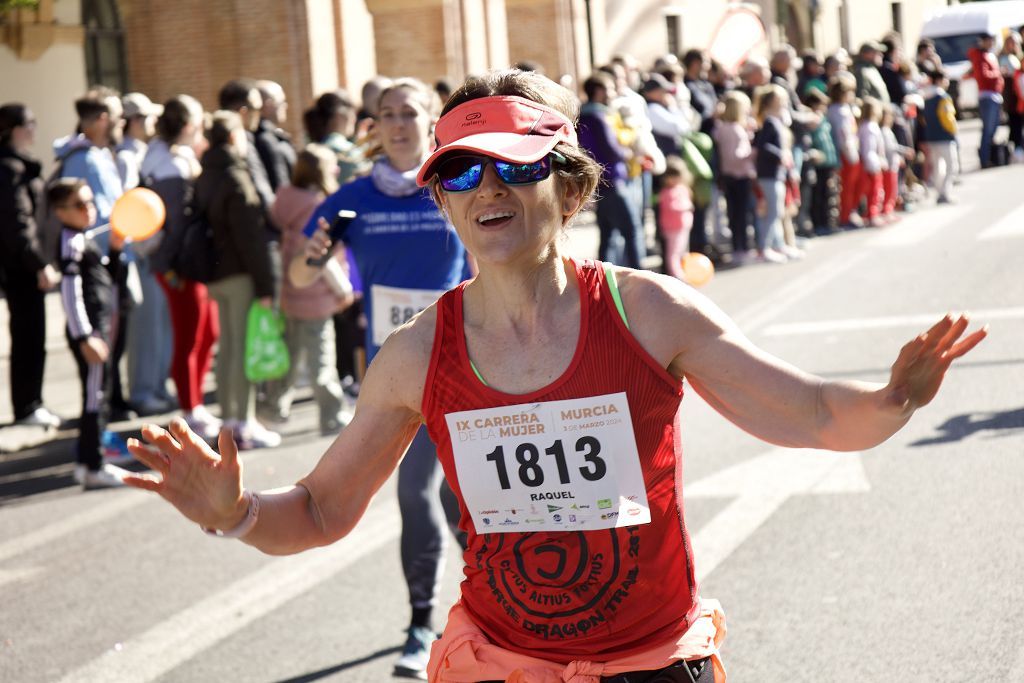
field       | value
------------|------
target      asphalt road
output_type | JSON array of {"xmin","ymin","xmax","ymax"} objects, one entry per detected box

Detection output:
[{"xmin": 1, "ymin": 121, "xmax": 1022, "ymax": 682}]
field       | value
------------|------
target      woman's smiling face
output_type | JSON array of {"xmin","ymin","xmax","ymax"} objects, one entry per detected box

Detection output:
[
  {"xmin": 378, "ymin": 87, "xmax": 433, "ymax": 169},
  {"xmin": 436, "ymin": 156, "xmax": 583, "ymax": 267}
]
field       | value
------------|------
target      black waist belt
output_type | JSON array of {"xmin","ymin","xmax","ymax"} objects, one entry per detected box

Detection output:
[
  {"xmin": 479, "ymin": 656, "xmax": 710, "ymax": 683},
  {"xmin": 602, "ymin": 656, "xmax": 710, "ymax": 683}
]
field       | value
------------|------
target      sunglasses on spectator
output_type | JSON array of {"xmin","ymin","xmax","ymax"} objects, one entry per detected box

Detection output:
[
  {"xmin": 436, "ymin": 152, "xmax": 566, "ymax": 193},
  {"xmin": 60, "ymin": 198, "xmax": 95, "ymax": 211}
]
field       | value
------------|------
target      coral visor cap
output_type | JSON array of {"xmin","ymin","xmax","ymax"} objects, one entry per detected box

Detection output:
[{"xmin": 416, "ymin": 95, "xmax": 578, "ymax": 186}]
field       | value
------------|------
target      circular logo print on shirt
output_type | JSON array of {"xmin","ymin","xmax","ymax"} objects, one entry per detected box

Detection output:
[{"xmin": 493, "ymin": 529, "xmax": 621, "ymax": 619}]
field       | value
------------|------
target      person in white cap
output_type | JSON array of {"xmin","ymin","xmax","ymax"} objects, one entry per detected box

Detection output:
[
  {"xmin": 124, "ymin": 69, "xmax": 986, "ymax": 682},
  {"xmin": 118, "ymin": 92, "xmax": 162, "ymax": 191}
]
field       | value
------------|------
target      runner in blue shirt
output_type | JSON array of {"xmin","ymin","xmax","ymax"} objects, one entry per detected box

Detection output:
[{"xmin": 294, "ymin": 78, "xmax": 469, "ymax": 679}]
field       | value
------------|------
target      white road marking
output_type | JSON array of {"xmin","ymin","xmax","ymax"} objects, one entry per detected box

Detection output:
[
  {"xmin": 0, "ymin": 493, "xmax": 148, "ymax": 565},
  {"xmin": 1007, "ymin": 640, "xmax": 1024, "ymax": 682},
  {"xmin": 760, "ymin": 307, "xmax": 1024, "ymax": 337},
  {"xmin": 57, "ymin": 501, "xmax": 401, "ymax": 683},
  {"xmin": 0, "ymin": 448, "xmax": 282, "ymax": 566},
  {"xmin": 865, "ymin": 205, "xmax": 973, "ymax": 248},
  {"xmin": 0, "ymin": 566, "xmax": 43, "ymax": 589},
  {"xmin": 977, "ymin": 203, "xmax": 1024, "ymax": 241},
  {"xmin": 733, "ymin": 253, "xmax": 869, "ymax": 333},
  {"xmin": 687, "ymin": 449, "xmax": 870, "ymax": 582}
]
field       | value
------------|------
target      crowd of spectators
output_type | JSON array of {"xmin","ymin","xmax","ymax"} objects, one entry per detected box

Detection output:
[{"xmin": 2, "ymin": 28, "xmax": 1024, "ymax": 484}]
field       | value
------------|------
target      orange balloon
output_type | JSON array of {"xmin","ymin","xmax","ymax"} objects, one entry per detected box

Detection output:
[
  {"xmin": 111, "ymin": 187, "xmax": 166, "ymax": 241},
  {"xmin": 681, "ymin": 252, "xmax": 714, "ymax": 286}
]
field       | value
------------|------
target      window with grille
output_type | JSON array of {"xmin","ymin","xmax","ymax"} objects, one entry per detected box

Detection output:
[{"xmin": 83, "ymin": 0, "xmax": 128, "ymax": 93}]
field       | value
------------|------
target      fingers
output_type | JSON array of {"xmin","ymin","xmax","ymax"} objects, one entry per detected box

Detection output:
[
  {"xmin": 218, "ymin": 426, "xmax": 240, "ymax": 470},
  {"xmin": 141, "ymin": 423, "xmax": 183, "ymax": 455},
  {"xmin": 123, "ymin": 472, "xmax": 163, "ymax": 492},
  {"xmin": 168, "ymin": 417, "xmax": 213, "ymax": 456},
  {"xmin": 127, "ymin": 437, "xmax": 170, "ymax": 475},
  {"xmin": 945, "ymin": 325, "xmax": 988, "ymax": 361},
  {"xmin": 933, "ymin": 314, "xmax": 970, "ymax": 351},
  {"xmin": 920, "ymin": 314, "xmax": 955, "ymax": 346}
]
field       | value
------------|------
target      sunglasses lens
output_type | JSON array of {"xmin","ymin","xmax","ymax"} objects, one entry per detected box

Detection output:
[
  {"xmin": 438, "ymin": 156, "xmax": 485, "ymax": 192},
  {"xmin": 495, "ymin": 157, "xmax": 551, "ymax": 184}
]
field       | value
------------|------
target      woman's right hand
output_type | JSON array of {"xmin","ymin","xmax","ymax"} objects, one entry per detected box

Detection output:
[
  {"xmin": 303, "ymin": 217, "xmax": 333, "ymax": 263},
  {"xmin": 124, "ymin": 419, "xmax": 248, "ymax": 532}
]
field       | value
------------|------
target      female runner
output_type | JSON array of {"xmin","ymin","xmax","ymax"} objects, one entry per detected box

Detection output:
[{"xmin": 125, "ymin": 70, "xmax": 985, "ymax": 683}]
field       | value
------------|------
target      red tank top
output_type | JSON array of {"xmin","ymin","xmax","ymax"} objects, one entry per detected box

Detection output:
[{"xmin": 423, "ymin": 259, "xmax": 699, "ymax": 662}]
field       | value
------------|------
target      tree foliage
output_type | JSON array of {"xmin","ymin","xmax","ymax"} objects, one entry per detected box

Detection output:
[{"xmin": 0, "ymin": 0, "xmax": 41, "ymax": 11}]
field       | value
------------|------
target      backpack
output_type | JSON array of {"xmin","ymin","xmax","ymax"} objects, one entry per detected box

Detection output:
[
  {"xmin": 170, "ymin": 199, "xmax": 217, "ymax": 283},
  {"xmin": 36, "ymin": 147, "xmax": 86, "ymax": 264}
]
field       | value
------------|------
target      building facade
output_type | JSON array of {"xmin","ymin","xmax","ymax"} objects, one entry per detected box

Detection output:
[{"xmin": 3, "ymin": 0, "xmax": 953, "ymax": 166}]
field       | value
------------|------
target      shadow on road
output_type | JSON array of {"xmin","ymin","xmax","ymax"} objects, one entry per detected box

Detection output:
[
  {"xmin": 272, "ymin": 644, "xmax": 403, "ymax": 682},
  {"xmin": 910, "ymin": 406, "xmax": 1024, "ymax": 447}
]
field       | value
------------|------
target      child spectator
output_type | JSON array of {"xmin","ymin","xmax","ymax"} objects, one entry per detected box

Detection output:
[
  {"xmin": 857, "ymin": 97, "xmax": 887, "ymax": 227},
  {"xmin": 880, "ymin": 105, "xmax": 909, "ymax": 221},
  {"xmin": 52, "ymin": 179, "xmax": 130, "ymax": 489},
  {"xmin": 752, "ymin": 84, "xmax": 791, "ymax": 263},
  {"xmin": 827, "ymin": 75, "xmax": 862, "ymax": 227},
  {"xmin": 657, "ymin": 156, "xmax": 695, "ymax": 281},
  {"xmin": 920, "ymin": 67, "xmax": 959, "ymax": 204},
  {"xmin": 713, "ymin": 91, "xmax": 756, "ymax": 261},
  {"xmin": 267, "ymin": 144, "xmax": 354, "ymax": 434},
  {"xmin": 803, "ymin": 89, "xmax": 840, "ymax": 234}
]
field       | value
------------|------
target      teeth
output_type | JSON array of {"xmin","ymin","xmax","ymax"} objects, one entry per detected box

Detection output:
[{"xmin": 478, "ymin": 211, "xmax": 515, "ymax": 223}]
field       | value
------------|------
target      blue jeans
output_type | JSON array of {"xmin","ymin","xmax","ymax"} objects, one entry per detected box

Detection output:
[
  {"xmin": 756, "ymin": 178, "xmax": 786, "ymax": 252},
  {"xmin": 127, "ymin": 256, "xmax": 173, "ymax": 405},
  {"xmin": 979, "ymin": 94, "xmax": 1002, "ymax": 168},
  {"xmin": 596, "ymin": 179, "xmax": 645, "ymax": 268}
]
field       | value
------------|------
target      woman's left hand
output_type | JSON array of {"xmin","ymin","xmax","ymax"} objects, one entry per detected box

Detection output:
[{"xmin": 884, "ymin": 314, "xmax": 988, "ymax": 413}]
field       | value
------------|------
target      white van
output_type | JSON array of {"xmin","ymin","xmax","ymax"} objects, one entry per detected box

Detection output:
[{"xmin": 920, "ymin": 0, "xmax": 1024, "ymax": 112}]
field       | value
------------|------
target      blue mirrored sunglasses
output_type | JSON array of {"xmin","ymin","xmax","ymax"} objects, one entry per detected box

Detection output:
[{"xmin": 436, "ymin": 152, "xmax": 566, "ymax": 192}]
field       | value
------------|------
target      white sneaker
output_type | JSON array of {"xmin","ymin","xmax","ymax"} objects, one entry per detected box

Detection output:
[
  {"xmin": 234, "ymin": 420, "xmax": 281, "ymax": 450},
  {"xmin": 74, "ymin": 463, "xmax": 128, "ymax": 490},
  {"xmin": 16, "ymin": 407, "xmax": 62, "ymax": 429},
  {"xmin": 185, "ymin": 407, "xmax": 222, "ymax": 441},
  {"xmin": 780, "ymin": 245, "xmax": 805, "ymax": 260}
]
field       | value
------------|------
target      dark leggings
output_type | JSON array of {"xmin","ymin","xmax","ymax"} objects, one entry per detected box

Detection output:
[{"xmin": 721, "ymin": 175, "xmax": 752, "ymax": 255}]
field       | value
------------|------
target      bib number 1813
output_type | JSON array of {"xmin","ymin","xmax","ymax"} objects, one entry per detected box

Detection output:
[{"xmin": 483, "ymin": 436, "xmax": 607, "ymax": 490}]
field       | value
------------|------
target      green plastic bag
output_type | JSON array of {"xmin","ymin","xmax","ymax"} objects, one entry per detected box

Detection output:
[
  {"xmin": 680, "ymin": 134, "xmax": 714, "ymax": 208},
  {"xmin": 245, "ymin": 302, "xmax": 290, "ymax": 382}
]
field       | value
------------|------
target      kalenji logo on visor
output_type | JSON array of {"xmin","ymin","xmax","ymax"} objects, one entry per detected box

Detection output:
[{"xmin": 465, "ymin": 112, "xmax": 482, "ymax": 120}]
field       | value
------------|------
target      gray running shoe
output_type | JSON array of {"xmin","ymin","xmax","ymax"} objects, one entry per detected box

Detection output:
[{"xmin": 393, "ymin": 626, "xmax": 437, "ymax": 680}]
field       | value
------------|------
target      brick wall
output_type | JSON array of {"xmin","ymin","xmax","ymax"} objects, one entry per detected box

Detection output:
[
  {"xmin": 371, "ymin": 5, "xmax": 450, "ymax": 83},
  {"xmin": 119, "ymin": 0, "xmax": 313, "ymax": 141}
]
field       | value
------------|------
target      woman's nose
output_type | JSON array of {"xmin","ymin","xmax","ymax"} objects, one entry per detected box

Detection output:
[{"xmin": 475, "ymin": 164, "xmax": 507, "ymax": 196}]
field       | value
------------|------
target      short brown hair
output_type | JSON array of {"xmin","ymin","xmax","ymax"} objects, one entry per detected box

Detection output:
[
  {"xmin": 434, "ymin": 69, "xmax": 602, "ymax": 210},
  {"xmin": 47, "ymin": 177, "xmax": 88, "ymax": 208},
  {"xmin": 292, "ymin": 143, "xmax": 339, "ymax": 196},
  {"xmin": 205, "ymin": 110, "xmax": 244, "ymax": 148}
]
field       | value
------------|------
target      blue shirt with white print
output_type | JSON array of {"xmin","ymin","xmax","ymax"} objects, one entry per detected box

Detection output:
[{"xmin": 304, "ymin": 175, "xmax": 469, "ymax": 363}]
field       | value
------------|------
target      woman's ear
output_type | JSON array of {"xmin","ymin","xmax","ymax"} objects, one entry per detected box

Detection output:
[
  {"xmin": 561, "ymin": 179, "xmax": 586, "ymax": 224},
  {"xmin": 430, "ymin": 184, "xmax": 450, "ymax": 221}
]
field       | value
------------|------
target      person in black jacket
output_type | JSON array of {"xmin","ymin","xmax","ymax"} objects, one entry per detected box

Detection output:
[
  {"xmin": 0, "ymin": 103, "xmax": 61, "ymax": 428},
  {"xmin": 198, "ymin": 111, "xmax": 280, "ymax": 450},
  {"xmin": 254, "ymin": 80, "xmax": 296, "ymax": 193}
]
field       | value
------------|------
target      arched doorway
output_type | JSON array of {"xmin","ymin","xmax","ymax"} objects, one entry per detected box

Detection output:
[{"xmin": 82, "ymin": 0, "xmax": 128, "ymax": 91}]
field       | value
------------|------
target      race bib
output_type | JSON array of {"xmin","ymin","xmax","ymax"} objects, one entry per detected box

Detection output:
[
  {"xmin": 370, "ymin": 284, "xmax": 446, "ymax": 346},
  {"xmin": 445, "ymin": 392, "xmax": 651, "ymax": 533}
]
